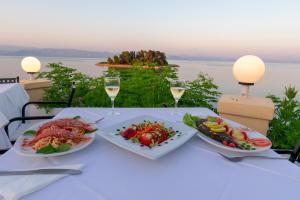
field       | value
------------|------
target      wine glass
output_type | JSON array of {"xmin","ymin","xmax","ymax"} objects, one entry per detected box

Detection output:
[
  {"xmin": 170, "ymin": 79, "xmax": 186, "ymax": 115},
  {"xmin": 104, "ymin": 73, "xmax": 120, "ymax": 115}
]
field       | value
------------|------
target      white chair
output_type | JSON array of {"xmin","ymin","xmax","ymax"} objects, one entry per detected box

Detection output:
[
  {"xmin": 2, "ymin": 83, "xmax": 76, "ymax": 153},
  {"xmin": 0, "ymin": 112, "xmax": 10, "ymax": 154}
]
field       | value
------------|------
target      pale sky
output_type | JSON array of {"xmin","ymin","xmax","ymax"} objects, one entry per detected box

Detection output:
[{"xmin": 1, "ymin": 0, "xmax": 300, "ymax": 61}]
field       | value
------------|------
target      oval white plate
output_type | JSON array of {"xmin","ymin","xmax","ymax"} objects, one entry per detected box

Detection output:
[
  {"xmin": 191, "ymin": 115, "xmax": 272, "ymax": 153},
  {"xmin": 197, "ymin": 131, "xmax": 271, "ymax": 153},
  {"xmin": 13, "ymin": 117, "xmax": 96, "ymax": 157}
]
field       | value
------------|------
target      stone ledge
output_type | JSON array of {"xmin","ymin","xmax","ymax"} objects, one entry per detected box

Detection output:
[
  {"xmin": 20, "ymin": 79, "xmax": 52, "ymax": 90},
  {"xmin": 20, "ymin": 79, "xmax": 52, "ymax": 101},
  {"xmin": 218, "ymin": 95, "xmax": 274, "ymax": 120}
]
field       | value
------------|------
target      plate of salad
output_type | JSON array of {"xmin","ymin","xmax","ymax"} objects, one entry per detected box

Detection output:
[
  {"xmin": 98, "ymin": 115, "xmax": 197, "ymax": 159},
  {"xmin": 14, "ymin": 116, "xmax": 98, "ymax": 157},
  {"xmin": 183, "ymin": 113, "xmax": 272, "ymax": 153}
]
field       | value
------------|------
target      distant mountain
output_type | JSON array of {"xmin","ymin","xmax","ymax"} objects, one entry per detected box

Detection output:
[
  {"xmin": 0, "ymin": 45, "xmax": 113, "ymax": 58},
  {"xmin": 167, "ymin": 55, "xmax": 235, "ymax": 62}
]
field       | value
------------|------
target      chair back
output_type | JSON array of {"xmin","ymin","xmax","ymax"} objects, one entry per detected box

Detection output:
[
  {"xmin": 67, "ymin": 82, "xmax": 76, "ymax": 107},
  {"xmin": 0, "ymin": 76, "xmax": 19, "ymax": 84},
  {"xmin": 289, "ymin": 139, "xmax": 300, "ymax": 163}
]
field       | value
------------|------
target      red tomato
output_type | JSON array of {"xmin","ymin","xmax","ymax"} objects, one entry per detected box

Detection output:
[
  {"xmin": 241, "ymin": 131, "xmax": 248, "ymax": 140},
  {"xmin": 121, "ymin": 128, "xmax": 136, "ymax": 139},
  {"xmin": 224, "ymin": 125, "xmax": 229, "ymax": 132},
  {"xmin": 216, "ymin": 117, "xmax": 223, "ymax": 125},
  {"xmin": 222, "ymin": 140, "xmax": 228, "ymax": 146},
  {"xmin": 228, "ymin": 143, "xmax": 236, "ymax": 148},
  {"xmin": 158, "ymin": 130, "xmax": 168, "ymax": 143},
  {"xmin": 139, "ymin": 133, "xmax": 154, "ymax": 147},
  {"xmin": 248, "ymin": 138, "xmax": 271, "ymax": 147}
]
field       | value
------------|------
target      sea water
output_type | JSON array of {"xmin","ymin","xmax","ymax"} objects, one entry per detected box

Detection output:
[{"xmin": 0, "ymin": 56, "xmax": 299, "ymax": 100}]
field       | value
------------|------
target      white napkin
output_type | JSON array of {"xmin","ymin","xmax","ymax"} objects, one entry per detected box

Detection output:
[
  {"xmin": 0, "ymin": 112, "xmax": 8, "ymax": 128},
  {"xmin": 0, "ymin": 164, "xmax": 83, "ymax": 200}
]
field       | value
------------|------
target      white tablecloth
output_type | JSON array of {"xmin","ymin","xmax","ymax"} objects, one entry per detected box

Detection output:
[
  {"xmin": 0, "ymin": 84, "xmax": 29, "ymax": 149},
  {"xmin": 0, "ymin": 108, "xmax": 299, "ymax": 200}
]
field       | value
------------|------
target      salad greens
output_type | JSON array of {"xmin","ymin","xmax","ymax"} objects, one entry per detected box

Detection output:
[
  {"xmin": 56, "ymin": 143, "xmax": 72, "ymax": 152},
  {"xmin": 37, "ymin": 143, "xmax": 71, "ymax": 154},
  {"xmin": 23, "ymin": 130, "xmax": 37, "ymax": 136},
  {"xmin": 85, "ymin": 128, "xmax": 98, "ymax": 134},
  {"xmin": 183, "ymin": 113, "xmax": 200, "ymax": 129}
]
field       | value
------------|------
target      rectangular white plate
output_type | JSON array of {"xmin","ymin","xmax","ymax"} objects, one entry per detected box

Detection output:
[{"xmin": 98, "ymin": 115, "xmax": 197, "ymax": 160}]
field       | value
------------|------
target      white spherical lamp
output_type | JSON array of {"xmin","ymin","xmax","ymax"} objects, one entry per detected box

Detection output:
[
  {"xmin": 21, "ymin": 57, "xmax": 41, "ymax": 80},
  {"xmin": 233, "ymin": 55, "xmax": 265, "ymax": 97}
]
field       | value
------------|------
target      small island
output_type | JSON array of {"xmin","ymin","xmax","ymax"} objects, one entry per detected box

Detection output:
[{"xmin": 96, "ymin": 50, "xmax": 179, "ymax": 69}]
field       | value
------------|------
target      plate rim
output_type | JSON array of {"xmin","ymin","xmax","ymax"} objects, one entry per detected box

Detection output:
[{"xmin": 98, "ymin": 115, "xmax": 197, "ymax": 159}]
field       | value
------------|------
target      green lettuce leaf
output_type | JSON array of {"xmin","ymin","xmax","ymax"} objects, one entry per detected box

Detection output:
[
  {"xmin": 36, "ymin": 144, "xmax": 57, "ymax": 154},
  {"xmin": 85, "ymin": 129, "xmax": 98, "ymax": 134},
  {"xmin": 183, "ymin": 113, "xmax": 199, "ymax": 129},
  {"xmin": 23, "ymin": 130, "xmax": 37, "ymax": 136},
  {"xmin": 36, "ymin": 143, "xmax": 71, "ymax": 154},
  {"xmin": 56, "ymin": 143, "xmax": 71, "ymax": 152}
]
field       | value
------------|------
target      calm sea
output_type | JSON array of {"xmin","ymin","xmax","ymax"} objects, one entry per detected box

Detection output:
[{"xmin": 0, "ymin": 56, "xmax": 299, "ymax": 100}]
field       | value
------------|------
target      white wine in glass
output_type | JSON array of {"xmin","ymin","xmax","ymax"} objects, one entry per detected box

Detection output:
[
  {"xmin": 170, "ymin": 87, "xmax": 185, "ymax": 100},
  {"xmin": 170, "ymin": 79, "xmax": 186, "ymax": 115},
  {"xmin": 104, "ymin": 75, "xmax": 120, "ymax": 115},
  {"xmin": 105, "ymin": 86, "xmax": 120, "ymax": 99}
]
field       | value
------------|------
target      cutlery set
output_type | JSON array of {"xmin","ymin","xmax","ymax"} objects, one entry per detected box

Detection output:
[{"xmin": 0, "ymin": 169, "xmax": 82, "ymax": 176}]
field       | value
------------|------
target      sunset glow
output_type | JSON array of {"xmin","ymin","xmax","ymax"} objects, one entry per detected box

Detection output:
[{"xmin": 1, "ymin": 0, "xmax": 300, "ymax": 62}]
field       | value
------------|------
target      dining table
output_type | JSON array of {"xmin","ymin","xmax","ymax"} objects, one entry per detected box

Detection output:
[
  {"xmin": 0, "ymin": 107, "xmax": 299, "ymax": 200},
  {"xmin": 0, "ymin": 83, "xmax": 29, "ymax": 150}
]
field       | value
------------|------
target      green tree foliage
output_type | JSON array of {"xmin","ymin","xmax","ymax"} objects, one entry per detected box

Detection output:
[
  {"xmin": 36, "ymin": 63, "xmax": 92, "ymax": 109},
  {"xmin": 107, "ymin": 50, "xmax": 168, "ymax": 66},
  {"xmin": 113, "ymin": 55, "xmax": 120, "ymax": 64},
  {"xmin": 181, "ymin": 73, "xmax": 221, "ymax": 110},
  {"xmin": 107, "ymin": 57, "xmax": 113, "ymax": 64},
  {"xmin": 267, "ymin": 86, "xmax": 300, "ymax": 149},
  {"xmin": 37, "ymin": 63, "xmax": 220, "ymax": 110}
]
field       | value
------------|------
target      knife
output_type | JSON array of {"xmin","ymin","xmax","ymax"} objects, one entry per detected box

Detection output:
[{"xmin": 0, "ymin": 169, "xmax": 82, "ymax": 176}]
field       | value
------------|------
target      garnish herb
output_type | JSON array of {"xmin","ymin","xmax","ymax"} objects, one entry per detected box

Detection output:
[
  {"xmin": 56, "ymin": 143, "xmax": 71, "ymax": 152},
  {"xmin": 85, "ymin": 129, "xmax": 98, "ymax": 134},
  {"xmin": 23, "ymin": 130, "xmax": 37, "ymax": 136},
  {"xmin": 36, "ymin": 143, "xmax": 72, "ymax": 154},
  {"xmin": 36, "ymin": 144, "xmax": 57, "ymax": 154}
]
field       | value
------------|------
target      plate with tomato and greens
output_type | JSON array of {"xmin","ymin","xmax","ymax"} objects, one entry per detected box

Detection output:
[
  {"xmin": 183, "ymin": 113, "xmax": 272, "ymax": 153},
  {"xmin": 98, "ymin": 115, "xmax": 197, "ymax": 159}
]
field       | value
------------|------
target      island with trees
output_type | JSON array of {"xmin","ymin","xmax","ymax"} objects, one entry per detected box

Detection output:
[{"xmin": 96, "ymin": 50, "xmax": 179, "ymax": 68}]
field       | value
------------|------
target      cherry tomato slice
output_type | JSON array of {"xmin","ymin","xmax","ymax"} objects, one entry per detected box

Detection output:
[{"xmin": 248, "ymin": 138, "xmax": 271, "ymax": 147}]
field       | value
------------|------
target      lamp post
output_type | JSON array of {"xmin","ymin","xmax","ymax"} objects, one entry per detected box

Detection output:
[
  {"xmin": 232, "ymin": 55, "xmax": 265, "ymax": 98},
  {"xmin": 217, "ymin": 55, "xmax": 274, "ymax": 135},
  {"xmin": 21, "ymin": 57, "xmax": 41, "ymax": 80}
]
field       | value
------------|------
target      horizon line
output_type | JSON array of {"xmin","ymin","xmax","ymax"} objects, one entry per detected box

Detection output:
[{"xmin": 1, "ymin": 44, "xmax": 300, "ymax": 64}]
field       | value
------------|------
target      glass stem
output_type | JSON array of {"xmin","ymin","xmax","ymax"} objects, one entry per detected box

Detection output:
[
  {"xmin": 111, "ymin": 98, "xmax": 115, "ymax": 114},
  {"xmin": 175, "ymin": 99, "xmax": 179, "ymax": 113}
]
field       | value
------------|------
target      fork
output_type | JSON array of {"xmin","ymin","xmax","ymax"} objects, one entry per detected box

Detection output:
[
  {"xmin": 218, "ymin": 153, "xmax": 287, "ymax": 162},
  {"xmin": 88, "ymin": 117, "xmax": 105, "ymax": 124}
]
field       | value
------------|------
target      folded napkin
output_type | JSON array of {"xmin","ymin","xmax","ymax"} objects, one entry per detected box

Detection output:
[{"xmin": 0, "ymin": 164, "xmax": 83, "ymax": 200}]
